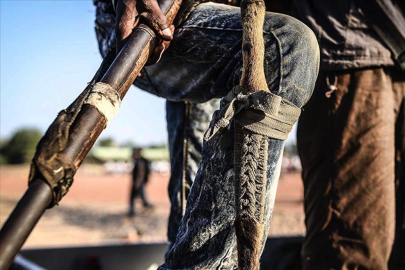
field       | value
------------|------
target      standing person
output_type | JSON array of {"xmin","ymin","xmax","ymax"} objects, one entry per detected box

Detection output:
[
  {"xmin": 94, "ymin": 0, "xmax": 320, "ymax": 267},
  {"xmin": 128, "ymin": 148, "xmax": 153, "ymax": 217},
  {"xmin": 293, "ymin": 0, "xmax": 405, "ymax": 269}
]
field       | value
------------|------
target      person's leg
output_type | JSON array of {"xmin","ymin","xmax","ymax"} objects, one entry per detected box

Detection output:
[
  {"xmin": 135, "ymin": 3, "xmax": 318, "ymax": 105},
  {"xmin": 149, "ymin": 4, "xmax": 319, "ymax": 269},
  {"xmin": 129, "ymin": 184, "xmax": 136, "ymax": 216},
  {"xmin": 298, "ymin": 68, "xmax": 397, "ymax": 270},
  {"xmin": 95, "ymin": 0, "xmax": 221, "ymax": 243},
  {"xmin": 166, "ymin": 99, "xmax": 220, "ymax": 244},
  {"xmin": 138, "ymin": 184, "xmax": 153, "ymax": 208},
  {"xmin": 96, "ymin": 3, "xmax": 319, "ymax": 268},
  {"xmin": 94, "ymin": 1, "xmax": 116, "ymax": 58},
  {"xmin": 389, "ymin": 69, "xmax": 405, "ymax": 270}
]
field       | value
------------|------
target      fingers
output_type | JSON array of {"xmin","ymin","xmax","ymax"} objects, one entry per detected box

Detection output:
[
  {"xmin": 146, "ymin": 25, "xmax": 175, "ymax": 65},
  {"xmin": 212, "ymin": 0, "xmax": 241, "ymax": 6},
  {"xmin": 139, "ymin": 0, "xmax": 172, "ymax": 41},
  {"xmin": 115, "ymin": 0, "xmax": 139, "ymax": 52},
  {"xmin": 115, "ymin": 0, "xmax": 172, "ymax": 56}
]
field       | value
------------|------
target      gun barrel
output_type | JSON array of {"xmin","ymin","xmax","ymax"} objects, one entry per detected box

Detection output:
[
  {"xmin": 0, "ymin": 179, "xmax": 52, "ymax": 270},
  {"xmin": 0, "ymin": 0, "xmax": 181, "ymax": 268}
]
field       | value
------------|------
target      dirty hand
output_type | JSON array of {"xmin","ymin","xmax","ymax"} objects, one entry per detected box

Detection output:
[
  {"xmin": 212, "ymin": 0, "xmax": 241, "ymax": 7},
  {"xmin": 115, "ymin": 0, "xmax": 174, "ymax": 65}
]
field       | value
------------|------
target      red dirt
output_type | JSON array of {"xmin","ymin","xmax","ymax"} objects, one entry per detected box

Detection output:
[{"xmin": 0, "ymin": 165, "xmax": 305, "ymax": 248}]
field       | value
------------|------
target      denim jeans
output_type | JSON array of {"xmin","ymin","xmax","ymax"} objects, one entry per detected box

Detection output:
[
  {"xmin": 166, "ymin": 99, "xmax": 220, "ymax": 244},
  {"xmin": 95, "ymin": 2, "xmax": 319, "ymax": 268},
  {"xmin": 94, "ymin": 0, "xmax": 221, "ymax": 244}
]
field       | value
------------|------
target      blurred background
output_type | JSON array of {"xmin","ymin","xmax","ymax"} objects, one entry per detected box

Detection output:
[{"xmin": 0, "ymin": 1, "xmax": 304, "ymax": 268}]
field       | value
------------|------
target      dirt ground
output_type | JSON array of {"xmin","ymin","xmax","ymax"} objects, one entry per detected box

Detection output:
[{"xmin": 0, "ymin": 165, "xmax": 305, "ymax": 248}]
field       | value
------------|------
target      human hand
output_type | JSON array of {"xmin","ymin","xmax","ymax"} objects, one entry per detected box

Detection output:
[
  {"xmin": 211, "ymin": 0, "xmax": 241, "ymax": 7},
  {"xmin": 115, "ymin": 0, "xmax": 174, "ymax": 65}
]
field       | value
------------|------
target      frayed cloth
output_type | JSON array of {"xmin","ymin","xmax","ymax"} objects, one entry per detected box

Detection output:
[{"xmin": 84, "ymin": 82, "xmax": 121, "ymax": 127}]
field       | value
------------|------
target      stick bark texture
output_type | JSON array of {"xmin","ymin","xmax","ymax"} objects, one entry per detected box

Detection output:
[{"xmin": 235, "ymin": 1, "xmax": 269, "ymax": 269}]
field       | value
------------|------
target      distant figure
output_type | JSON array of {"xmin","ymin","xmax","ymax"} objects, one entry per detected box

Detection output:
[{"xmin": 128, "ymin": 148, "xmax": 153, "ymax": 217}]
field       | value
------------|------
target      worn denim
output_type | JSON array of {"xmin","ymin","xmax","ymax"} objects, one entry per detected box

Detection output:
[
  {"xmin": 95, "ymin": 2, "xmax": 319, "ymax": 268},
  {"xmin": 95, "ymin": 1, "xmax": 221, "ymax": 244},
  {"xmin": 166, "ymin": 100, "xmax": 220, "ymax": 244}
]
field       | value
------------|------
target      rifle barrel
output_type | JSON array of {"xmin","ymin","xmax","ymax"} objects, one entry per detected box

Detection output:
[
  {"xmin": 0, "ymin": 0, "xmax": 181, "ymax": 268},
  {"xmin": 0, "ymin": 179, "xmax": 52, "ymax": 270}
]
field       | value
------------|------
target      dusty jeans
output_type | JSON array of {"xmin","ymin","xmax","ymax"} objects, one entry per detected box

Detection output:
[
  {"xmin": 298, "ymin": 68, "xmax": 405, "ymax": 270},
  {"xmin": 95, "ymin": 0, "xmax": 221, "ymax": 244},
  {"xmin": 166, "ymin": 99, "xmax": 220, "ymax": 244},
  {"xmin": 96, "ymin": 2, "xmax": 319, "ymax": 268}
]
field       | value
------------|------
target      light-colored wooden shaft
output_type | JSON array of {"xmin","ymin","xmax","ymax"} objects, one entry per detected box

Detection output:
[
  {"xmin": 235, "ymin": 2, "xmax": 268, "ymax": 270},
  {"xmin": 240, "ymin": 0, "xmax": 269, "ymax": 93}
]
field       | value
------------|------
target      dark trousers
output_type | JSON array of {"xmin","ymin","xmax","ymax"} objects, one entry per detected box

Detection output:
[
  {"xmin": 298, "ymin": 68, "xmax": 405, "ymax": 270},
  {"xmin": 129, "ymin": 184, "xmax": 150, "ymax": 215}
]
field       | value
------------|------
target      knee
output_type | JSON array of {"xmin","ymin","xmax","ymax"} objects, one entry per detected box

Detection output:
[
  {"xmin": 279, "ymin": 15, "xmax": 319, "ymax": 55},
  {"xmin": 263, "ymin": 14, "xmax": 320, "ymax": 108}
]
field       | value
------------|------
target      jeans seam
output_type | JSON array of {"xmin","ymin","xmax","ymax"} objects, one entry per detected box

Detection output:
[
  {"xmin": 181, "ymin": 25, "xmax": 273, "ymax": 36},
  {"xmin": 181, "ymin": 102, "xmax": 192, "ymax": 216},
  {"xmin": 181, "ymin": 25, "xmax": 243, "ymax": 32},
  {"xmin": 269, "ymin": 30, "xmax": 283, "ymax": 96}
]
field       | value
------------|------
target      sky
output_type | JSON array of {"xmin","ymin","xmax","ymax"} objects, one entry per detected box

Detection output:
[{"xmin": 0, "ymin": 0, "xmax": 297, "ymax": 147}]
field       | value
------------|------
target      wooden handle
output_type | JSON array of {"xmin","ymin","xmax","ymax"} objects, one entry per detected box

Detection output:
[
  {"xmin": 240, "ymin": 0, "xmax": 269, "ymax": 93},
  {"xmin": 235, "ymin": 2, "xmax": 268, "ymax": 270},
  {"xmin": 66, "ymin": 0, "xmax": 182, "ymax": 169},
  {"xmin": 0, "ymin": 0, "xmax": 182, "ymax": 269}
]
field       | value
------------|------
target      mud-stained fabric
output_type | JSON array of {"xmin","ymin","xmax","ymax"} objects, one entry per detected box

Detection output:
[
  {"xmin": 95, "ymin": 2, "xmax": 320, "ymax": 268},
  {"xmin": 204, "ymin": 86, "xmax": 301, "ymax": 142},
  {"xmin": 166, "ymin": 99, "xmax": 220, "ymax": 244},
  {"xmin": 153, "ymin": 4, "xmax": 318, "ymax": 269},
  {"xmin": 29, "ymin": 81, "xmax": 95, "ymax": 207},
  {"xmin": 298, "ymin": 68, "xmax": 405, "ymax": 270},
  {"xmin": 95, "ymin": 0, "xmax": 222, "ymax": 245},
  {"xmin": 95, "ymin": 1, "xmax": 116, "ymax": 56}
]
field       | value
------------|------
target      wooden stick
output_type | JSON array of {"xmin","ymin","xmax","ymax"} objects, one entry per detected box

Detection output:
[
  {"xmin": 240, "ymin": 0, "xmax": 269, "ymax": 93},
  {"xmin": 235, "ymin": 1, "xmax": 268, "ymax": 269},
  {"xmin": 0, "ymin": 1, "xmax": 181, "ymax": 269}
]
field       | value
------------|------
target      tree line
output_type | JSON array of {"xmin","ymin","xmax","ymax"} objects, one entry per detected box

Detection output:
[
  {"xmin": 0, "ymin": 128, "xmax": 43, "ymax": 164},
  {"xmin": 0, "ymin": 127, "xmax": 166, "ymax": 165}
]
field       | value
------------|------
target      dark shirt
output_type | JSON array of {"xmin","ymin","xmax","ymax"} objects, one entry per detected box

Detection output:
[{"xmin": 292, "ymin": 0, "xmax": 394, "ymax": 70}]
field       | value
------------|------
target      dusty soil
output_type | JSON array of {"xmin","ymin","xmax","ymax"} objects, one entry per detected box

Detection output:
[{"xmin": 0, "ymin": 165, "xmax": 305, "ymax": 248}]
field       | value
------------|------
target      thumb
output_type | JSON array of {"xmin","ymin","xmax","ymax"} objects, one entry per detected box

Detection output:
[
  {"xmin": 140, "ymin": 0, "xmax": 172, "ymax": 41},
  {"xmin": 115, "ymin": 0, "xmax": 139, "ymax": 52}
]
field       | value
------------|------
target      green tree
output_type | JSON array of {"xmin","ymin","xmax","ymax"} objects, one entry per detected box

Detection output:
[
  {"xmin": 120, "ymin": 141, "xmax": 136, "ymax": 148},
  {"xmin": 2, "ymin": 128, "xmax": 43, "ymax": 164},
  {"xmin": 98, "ymin": 137, "xmax": 116, "ymax": 147},
  {"xmin": 0, "ymin": 139, "xmax": 8, "ymax": 164}
]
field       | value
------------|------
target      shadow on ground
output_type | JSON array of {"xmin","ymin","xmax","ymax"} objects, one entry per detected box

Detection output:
[
  {"xmin": 13, "ymin": 237, "xmax": 304, "ymax": 270},
  {"xmin": 1, "ymin": 197, "xmax": 168, "ymax": 242}
]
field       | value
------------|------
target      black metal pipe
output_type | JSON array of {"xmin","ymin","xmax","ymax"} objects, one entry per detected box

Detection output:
[{"xmin": 0, "ymin": 179, "xmax": 52, "ymax": 270}]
